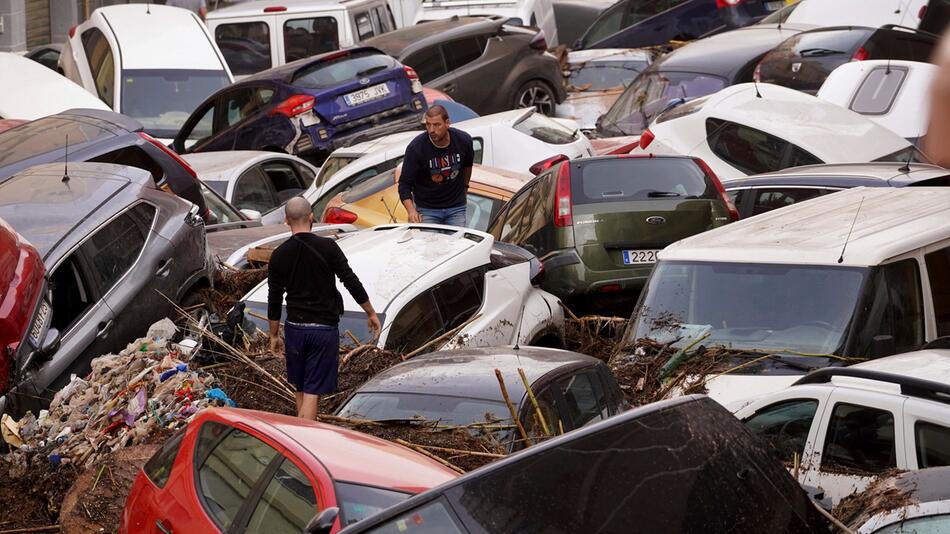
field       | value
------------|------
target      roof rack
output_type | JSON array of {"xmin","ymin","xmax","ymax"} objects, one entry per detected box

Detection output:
[{"xmin": 794, "ymin": 367, "xmax": 950, "ymax": 406}]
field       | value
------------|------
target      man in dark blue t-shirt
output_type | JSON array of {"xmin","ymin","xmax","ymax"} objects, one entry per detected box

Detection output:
[{"xmin": 399, "ymin": 105, "xmax": 474, "ymax": 227}]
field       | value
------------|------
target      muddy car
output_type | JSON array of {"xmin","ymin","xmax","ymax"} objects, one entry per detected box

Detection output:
[
  {"xmin": 0, "ymin": 162, "xmax": 212, "ymax": 415},
  {"xmin": 841, "ymin": 466, "xmax": 950, "ymax": 533}
]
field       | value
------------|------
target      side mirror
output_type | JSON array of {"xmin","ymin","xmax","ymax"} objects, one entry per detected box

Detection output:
[
  {"xmin": 240, "ymin": 208, "xmax": 262, "ymax": 220},
  {"xmin": 305, "ymin": 507, "xmax": 339, "ymax": 534},
  {"xmin": 871, "ymin": 335, "xmax": 896, "ymax": 359},
  {"xmin": 39, "ymin": 328, "xmax": 61, "ymax": 357},
  {"xmin": 184, "ymin": 204, "xmax": 205, "ymax": 227}
]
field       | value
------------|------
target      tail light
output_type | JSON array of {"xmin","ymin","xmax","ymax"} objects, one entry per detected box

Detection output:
[
  {"xmin": 554, "ymin": 162, "xmax": 573, "ymax": 227},
  {"xmin": 599, "ymin": 284, "xmax": 622, "ymax": 293},
  {"xmin": 404, "ymin": 66, "xmax": 423, "ymax": 94},
  {"xmin": 851, "ymin": 47, "xmax": 868, "ymax": 62},
  {"xmin": 715, "ymin": 0, "xmax": 744, "ymax": 7},
  {"xmin": 639, "ymin": 129, "xmax": 655, "ymax": 150},
  {"xmin": 139, "ymin": 132, "xmax": 199, "ymax": 180},
  {"xmin": 263, "ymin": 6, "xmax": 287, "ymax": 12},
  {"xmin": 270, "ymin": 95, "xmax": 316, "ymax": 118},
  {"xmin": 324, "ymin": 207, "xmax": 358, "ymax": 224},
  {"xmin": 529, "ymin": 153, "xmax": 569, "ymax": 176},
  {"xmin": 694, "ymin": 157, "xmax": 739, "ymax": 222},
  {"xmin": 68, "ymin": 25, "xmax": 77, "ymax": 38},
  {"xmin": 529, "ymin": 31, "xmax": 547, "ymax": 51}
]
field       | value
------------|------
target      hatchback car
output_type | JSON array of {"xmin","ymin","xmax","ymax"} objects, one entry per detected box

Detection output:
[
  {"xmin": 173, "ymin": 46, "xmax": 427, "ymax": 166},
  {"xmin": 119, "ymin": 407, "xmax": 458, "ymax": 534},
  {"xmin": 0, "ymin": 52, "xmax": 109, "ymax": 121},
  {"xmin": 848, "ymin": 467, "xmax": 950, "ymax": 533},
  {"xmin": 364, "ymin": 17, "xmax": 565, "ymax": 116},
  {"xmin": 488, "ymin": 154, "xmax": 737, "ymax": 308},
  {"xmin": 0, "ymin": 162, "xmax": 212, "ymax": 416},
  {"xmin": 413, "ymin": 0, "xmax": 559, "ymax": 47},
  {"xmin": 59, "ymin": 4, "xmax": 234, "ymax": 142},
  {"xmin": 754, "ymin": 25, "xmax": 938, "ymax": 94},
  {"xmin": 337, "ymin": 346, "xmax": 626, "ymax": 451}
]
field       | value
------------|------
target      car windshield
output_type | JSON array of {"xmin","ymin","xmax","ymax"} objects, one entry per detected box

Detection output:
[
  {"xmin": 341, "ymin": 169, "xmax": 396, "ymax": 203},
  {"xmin": 316, "ymin": 156, "xmax": 359, "ymax": 187},
  {"xmin": 335, "ymin": 481, "xmax": 412, "ymax": 527},
  {"xmin": 120, "ymin": 69, "xmax": 230, "ymax": 138},
  {"xmin": 0, "ymin": 118, "xmax": 112, "ymax": 167},
  {"xmin": 204, "ymin": 180, "xmax": 228, "ymax": 197},
  {"xmin": 600, "ymin": 71, "xmax": 726, "ymax": 135},
  {"xmin": 568, "ymin": 61, "xmax": 647, "ymax": 91},
  {"xmin": 759, "ymin": 1, "xmax": 798, "ymax": 24},
  {"xmin": 630, "ymin": 261, "xmax": 868, "ymax": 357},
  {"xmin": 338, "ymin": 392, "xmax": 510, "ymax": 426},
  {"xmin": 200, "ymin": 182, "xmax": 243, "ymax": 225},
  {"xmin": 572, "ymin": 158, "xmax": 716, "ymax": 204},
  {"xmin": 292, "ymin": 51, "xmax": 396, "ymax": 89},
  {"xmin": 513, "ymin": 111, "xmax": 578, "ymax": 145}
]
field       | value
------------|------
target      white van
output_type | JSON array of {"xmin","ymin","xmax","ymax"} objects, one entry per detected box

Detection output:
[
  {"xmin": 414, "ymin": 0, "xmax": 558, "ymax": 47},
  {"xmin": 626, "ymin": 186, "xmax": 950, "ymax": 405},
  {"xmin": 206, "ymin": 0, "xmax": 399, "ymax": 79}
]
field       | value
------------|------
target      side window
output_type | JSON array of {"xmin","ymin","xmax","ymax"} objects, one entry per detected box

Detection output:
[
  {"xmin": 354, "ymin": 12, "xmax": 375, "ymax": 41},
  {"xmin": 81, "ymin": 28, "xmax": 114, "ymax": 107},
  {"xmin": 221, "ymin": 88, "xmax": 259, "ymax": 129},
  {"xmin": 787, "ymin": 147, "xmax": 822, "ymax": 168},
  {"xmin": 143, "ymin": 430, "xmax": 185, "ymax": 489},
  {"xmin": 881, "ymin": 259, "xmax": 925, "ymax": 354},
  {"xmin": 295, "ymin": 163, "xmax": 316, "ymax": 187},
  {"xmin": 467, "ymin": 193, "xmax": 503, "ymax": 232},
  {"xmin": 284, "ymin": 17, "xmax": 340, "ymax": 62},
  {"xmin": 707, "ymin": 118, "xmax": 789, "ymax": 175},
  {"xmin": 442, "ymin": 37, "xmax": 485, "ymax": 72},
  {"xmin": 234, "ymin": 167, "xmax": 280, "ymax": 213},
  {"xmin": 433, "ymin": 269, "xmax": 484, "ymax": 331},
  {"xmin": 822, "ymin": 403, "xmax": 896, "ymax": 473},
  {"xmin": 260, "ymin": 161, "xmax": 306, "ymax": 202},
  {"xmin": 384, "ymin": 291, "xmax": 442, "ymax": 354},
  {"xmin": 472, "ymin": 137, "xmax": 484, "ymax": 164},
  {"xmin": 381, "ymin": 5, "xmax": 397, "ymax": 32},
  {"xmin": 49, "ymin": 255, "xmax": 94, "ymax": 333},
  {"xmin": 499, "ymin": 189, "xmax": 532, "ymax": 243},
  {"xmin": 522, "ymin": 182, "xmax": 549, "ymax": 239},
  {"xmin": 583, "ymin": 2, "xmax": 625, "ymax": 45},
  {"xmin": 556, "ymin": 371, "xmax": 608, "ymax": 429},
  {"xmin": 925, "ymin": 246, "xmax": 950, "ymax": 337},
  {"xmin": 522, "ymin": 387, "xmax": 562, "ymax": 440},
  {"xmin": 487, "ymin": 204, "xmax": 509, "ymax": 239},
  {"xmin": 750, "ymin": 188, "xmax": 825, "ymax": 216},
  {"xmin": 743, "ymin": 399, "xmax": 818, "ymax": 461},
  {"xmin": 81, "ymin": 203, "xmax": 155, "ymax": 294},
  {"xmin": 215, "ymin": 22, "xmax": 272, "ymax": 76},
  {"xmin": 184, "ymin": 102, "xmax": 216, "ymax": 144},
  {"xmin": 404, "ymin": 47, "xmax": 447, "ymax": 84},
  {"xmin": 244, "ymin": 458, "xmax": 317, "ymax": 534},
  {"xmin": 916, "ymin": 421, "xmax": 950, "ymax": 468},
  {"xmin": 369, "ymin": 8, "xmax": 383, "ymax": 36},
  {"xmin": 196, "ymin": 423, "xmax": 280, "ymax": 530}
]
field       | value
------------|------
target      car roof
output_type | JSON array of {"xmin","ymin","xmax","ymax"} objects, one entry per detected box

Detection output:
[
  {"xmin": 0, "ymin": 54, "xmax": 110, "ymax": 120},
  {"xmin": 94, "ymin": 5, "xmax": 226, "ymax": 70},
  {"xmin": 242, "ymin": 46, "xmax": 386, "ymax": 83},
  {"xmin": 469, "ymin": 165, "xmax": 531, "ymax": 193},
  {"xmin": 207, "ymin": 408, "xmax": 458, "ymax": 491},
  {"xmin": 365, "ymin": 17, "xmax": 501, "ymax": 56},
  {"xmin": 660, "ymin": 186, "xmax": 950, "ymax": 267},
  {"xmin": 0, "ymin": 162, "xmax": 153, "ymax": 260},
  {"xmin": 567, "ymin": 48, "xmax": 654, "ymax": 64},
  {"xmin": 726, "ymin": 163, "xmax": 950, "ymax": 188},
  {"xmin": 207, "ymin": 0, "xmax": 369, "ymax": 18},
  {"xmin": 184, "ymin": 150, "xmax": 301, "ymax": 183},
  {"xmin": 850, "ymin": 350, "xmax": 950, "ymax": 384},
  {"xmin": 354, "ymin": 346, "xmax": 600, "ymax": 402}
]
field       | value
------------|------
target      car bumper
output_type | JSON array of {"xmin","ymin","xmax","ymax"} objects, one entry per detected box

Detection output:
[
  {"xmin": 297, "ymin": 104, "xmax": 426, "ymax": 163},
  {"xmin": 541, "ymin": 249, "xmax": 654, "ymax": 299}
]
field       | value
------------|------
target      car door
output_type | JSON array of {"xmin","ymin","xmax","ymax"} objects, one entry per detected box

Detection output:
[
  {"xmin": 552, "ymin": 369, "xmax": 611, "ymax": 431},
  {"xmin": 402, "ymin": 46, "xmax": 449, "ymax": 87},
  {"xmin": 903, "ymin": 399, "xmax": 950, "ymax": 470},
  {"xmin": 431, "ymin": 35, "xmax": 490, "ymax": 110},
  {"xmin": 232, "ymin": 166, "xmax": 281, "ymax": 214},
  {"xmin": 233, "ymin": 86, "xmax": 279, "ymax": 149}
]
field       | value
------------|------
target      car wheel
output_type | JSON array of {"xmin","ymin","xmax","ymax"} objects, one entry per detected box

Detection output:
[
  {"xmin": 513, "ymin": 80, "xmax": 557, "ymax": 116},
  {"xmin": 177, "ymin": 291, "xmax": 211, "ymax": 342}
]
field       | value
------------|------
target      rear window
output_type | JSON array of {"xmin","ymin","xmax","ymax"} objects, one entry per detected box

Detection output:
[
  {"xmin": 0, "ymin": 118, "xmax": 112, "ymax": 167},
  {"xmin": 340, "ymin": 169, "xmax": 396, "ymax": 203},
  {"xmin": 788, "ymin": 29, "xmax": 870, "ymax": 57},
  {"xmin": 655, "ymin": 96, "xmax": 709, "ymax": 124},
  {"xmin": 851, "ymin": 66, "xmax": 907, "ymax": 114},
  {"xmin": 601, "ymin": 71, "xmax": 726, "ymax": 136},
  {"xmin": 292, "ymin": 51, "xmax": 396, "ymax": 89},
  {"xmin": 215, "ymin": 22, "xmax": 272, "ymax": 76},
  {"xmin": 568, "ymin": 61, "xmax": 647, "ymax": 91},
  {"xmin": 143, "ymin": 430, "xmax": 184, "ymax": 488},
  {"xmin": 316, "ymin": 155, "xmax": 359, "ymax": 186},
  {"xmin": 513, "ymin": 111, "xmax": 577, "ymax": 145},
  {"xmin": 873, "ymin": 145, "xmax": 931, "ymax": 164},
  {"xmin": 572, "ymin": 158, "xmax": 715, "ymax": 204}
]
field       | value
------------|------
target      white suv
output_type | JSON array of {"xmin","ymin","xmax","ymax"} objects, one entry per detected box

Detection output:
[
  {"xmin": 240, "ymin": 224, "xmax": 565, "ymax": 351},
  {"xmin": 734, "ymin": 349, "xmax": 950, "ymax": 507}
]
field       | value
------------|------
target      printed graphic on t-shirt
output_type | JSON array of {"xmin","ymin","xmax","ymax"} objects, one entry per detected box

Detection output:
[{"xmin": 429, "ymin": 153, "xmax": 462, "ymax": 184}]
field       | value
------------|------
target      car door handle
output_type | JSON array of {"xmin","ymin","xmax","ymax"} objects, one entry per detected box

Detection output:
[
  {"xmin": 96, "ymin": 320, "xmax": 114, "ymax": 339},
  {"xmin": 156, "ymin": 520, "xmax": 172, "ymax": 534},
  {"xmin": 156, "ymin": 258, "xmax": 173, "ymax": 278}
]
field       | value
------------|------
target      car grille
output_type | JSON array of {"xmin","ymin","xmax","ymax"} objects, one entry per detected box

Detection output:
[{"xmin": 333, "ymin": 104, "xmax": 414, "ymax": 134}]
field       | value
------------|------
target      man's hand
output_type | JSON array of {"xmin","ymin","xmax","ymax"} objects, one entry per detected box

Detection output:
[
  {"xmin": 268, "ymin": 319, "xmax": 280, "ymax": 354},
  {"xmin": 407, "ymin": 206, "xmax": 422, "ymax": 223},
  {"xmin": 367, "ymin": 312, "xmax": 382, "ymax": 340},
  {"xmin": 269, "ymin": 334, "xmax": 280, "ymax": 354}
]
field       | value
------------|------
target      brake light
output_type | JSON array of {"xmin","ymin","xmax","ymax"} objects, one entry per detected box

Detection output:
[
  {"xmin": 554, "ymin": 162, "xmax": 572, "ymax": 227},
  {"xmin": 138, "ymin": 132, "xmax": 198, "ymax": 179},
  {"xmin": 694, "ymin": 157, "xmax": 739, "ymax": 222},
  {"xmin": 529, "ymin": 31, "xmax": 547, "ymax": 51},
  {"xmin": 919, "ymin": 5, "xmax": 927, "ymax": 19},
  {"xmin": 263, "ymin": 6, "xmax": 287, "ymax": 12},
  {"xmin": 600, "ymin": 284, "xmax": 622, "ymax": 293},
  {"xmin": 851, "ymin": 47, "xmax": 868, "ymax": 62},
  {"xmin": 323, "ymin": 207, "xmax": 358, "ymax": 224},
  {"xmin": 68, "ymin": 25, "xmax": 77, "ymax": 38},
  {"xmin": 715, "ymin": 0, "xmax": 744, "ymax": 7},
  {"xmin": 529, "ymin": 153, "xmax": 569, "ymax": 176},
  {"xmin": 404, "ymin": 66, "xmax": 423, "ymax": 94},
  {"xmin": 639, "ymin": 129, "xmax": 655, "ymax": 150},
  {"xmin": 270, "ymin": 94, "xmax": 316, "ymax": 118},
  {"xmin": 322, "ymin": 49, "xmax": 350, "ymax": 62}
]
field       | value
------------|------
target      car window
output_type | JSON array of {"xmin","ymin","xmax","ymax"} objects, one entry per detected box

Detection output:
[
  {"xmin": 522, "ymin": 182, "xmax": 549, "ymax": 238},
  {"xmin": 433, "ymin": 269, "xmax": 484, "ymax": 330},
  {"xmin": 122, "ymin": 69, "xmax": 231, "ymax": 139},
  {"xmin": 522, "ymin": 387, "xmax": 562, "ymax": 440},
  {"xmin": 573, "ymin": 158, "xmax": 714, "ymax": 204},
  {"xmin": 88, "ymin": 145, "xmax": 164, "ymax": 186},
  {"xmin": 442, "ymin": 36, "xmax": 485, "ymax": 72},
  {"xmin": 221, "ymin": 88, "xmax": 258, "ymax": 129},
  {"xmin": 196, "ymin": 424, "xmax": 280, "ymax": 530},
  {"xmin": 925, "ymin": 246, "xmax": 950, "ymax": 337},
  {"xmin": 292, "ymin": 50, "xmax": 395, "ymax": 89},
  {"xmin": 183, "ymin": 102, "xmax": 216, "ymax": 145},
  {"xmin": 467, "ymin": 193, "xmax": 503, "ymax": 232},
  {"xmin": 708, "ymin": 118, "xmax": 790, "ymax": 175},
  {"xmin": 260, "ymin": 161, "xmax": 306, "ymax": 202},
  {"xmin": 569, "ymin": 61, "xmax": 646, "ymax": 91},
  {"xmin": 851, "ymin": 66, "xmax": 908, "ymax": 115},
  {"xmin": 49, "ymin": 254, "xmax": 94, "ymax": 333},
  {"xmin": 215, "ymin": 22, "xmax": 272, "ymax": 76},
  {"xmin": 201, "ymin": 182, "xmax": 244, "ymax": 225},
  {"xmin": 244, "ymin": 457, "xmax": 317, "ymax": 534},
  {"xmin": 354, "ymin": 12, "xmax": 375, "ymax": 41},
  {"xmin": 143, "ymin": 430, "xmax": 184, "ymax": 489},
  {"xmin": 784, "ymin": 29, "xmax": 866, "ymax": 58},
  {"xmin": 364, "ymin": 498, "xmax": 464, "ymax": 534},
  {"xmin": 316, "ymin": 155, "xmax": 359, "ymax": 186},
  {"xmin": 866, "ymin": 259, "xmax": 925, "ymax": 355},
  {"xmin": 822, "ymin": 402, "xmax": 896, "ymax": 473},
  {"xmin": 404, "ymin": 47, "xmax": 448, "ymax": 84},
  {"xmin": 284, "ymin": 17, "xmax": 340, "ymax": 63},
  {"xmin": 369, "ymin": 8, "xmax": 383, "ymax": 36},
  {"xmin": 787, "ymin": 147, "xmax": 822, "ymax": 168},
  {"xmin": 583, "ymin": 1, "xmax": 626, "ymax": 46},
  {"xmin": 385, "ymin": 290, "xmax": 442, "ymax": 354},
  {"xmin": 866, "ymin": 29, "xmax": 936, "ymax": 62},
  {"xmin": 602, "ymin": 71, "xmax": 726, "ymax": 135},
  {"xmin": 743, "ymin": 399, "xmax": 818, "ymax": 462},
  {"xmin": 472, "ymin": 137, "xmax": 484, "ymax": 164},
  {"xmin": 556, "ymin": 371, "xmax": 608, "ymax": 429},
  {"xmin": 81, "ymin": 203, "xmax": 155, "ymax": 294},
  {"xmin": 336, "ymin": 482, "xmax": 410, "ymax": 526},
  {"xmin": 487, "ymin": 203, "xmax": 508, "ymax": 238},
  {"xmin": 750, "ymin": 188, "xmax": 827, "ymax": 216},
  {"xmin": 82, "ymin": 28, "xmax": 115, "ymax": 107},
  {"xmin": 0, "ymin": 118, "xmax": 112, "ymax": 167},
  {"xmin": 873, "ymin": 515, "xmax": 950, "ymax": 534},
  {"xmin": 873, "ymin": 146, "xmax": 931, "ymax": 164},
  {"xmin": 916, "ymin": 421, "xmax": 950, "ymax": 468},
  {"xmin": 513, "ymin": 111, "xmax": 577, "ymax": 145},
  {"xmin": 295, "ymin": 163, "xmax": 316, "ymax": 187},
  {"xmin": 234, "ymin": 167, "xmax": 280, "ymax": 213},
  {"xmin": 498, "ymin": 188, "xmax": 533, "ymax": 243}
]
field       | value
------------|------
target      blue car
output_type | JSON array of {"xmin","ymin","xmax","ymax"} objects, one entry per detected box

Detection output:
[{"xmin": 172, "ymin": 46, "xmax": 427, "ymax": 164}]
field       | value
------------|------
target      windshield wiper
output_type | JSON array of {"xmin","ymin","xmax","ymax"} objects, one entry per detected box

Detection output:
[
  {"xmin": 356, "ymin": 65, "xmax": 388, "ymax": 77},
  {"xmin": 766, "ymin": 355, "xmax": 822, "ymax": 372},
  {"xmin": 647, "ymin": 191, "xmax": 682, "ymax": 198},
  {"xmin": 798, "ymin": 48, "xmax": 847, "ymax": 57}
]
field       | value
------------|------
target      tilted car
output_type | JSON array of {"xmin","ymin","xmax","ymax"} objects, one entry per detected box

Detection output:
[
  {"xmin": 173, "ymin": 46, "xmax": 427, "ymax": 166},
  {"xmin": 0, "ymin": 162, "xmax": 212, "ymax": 415},
  {"xmin": 364, "ymin": 16, "xmax": 565, "ymax": 116},
  {"xmin": 413, "ymin": 0, "xmax": 559, "ymax": 47},
  {"xmin": 119, "ymin": 407, "xmax": 458, "ymax": 534},
  {"xmin": 23, "ymin": 43, "xmax": 62, "ymax": 71},
  {"xmin": 846, "ymin": 466, "xmax": 950, "ymax": 533},
  {"xmin": 240, "ymin": 224, "xmax": 565, "ymax": 352},
  {"xmin": 336, "ymin": 346, "xmax": 626, "ymax": 451},
  {"xmin": 0, "ymin": 52, "xmax": 109, "ymax": 121}
]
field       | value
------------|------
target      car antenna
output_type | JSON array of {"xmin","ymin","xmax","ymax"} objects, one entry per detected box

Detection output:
[
  {"xmin": 146, "ymin": 0, "xmax": 151, "ymax": 14},
  {"xmin": 752, "ymin": 78, "xmax": 762, "ymax": 98},
  {"xmin": 62, "ymin": 134, "xmax": 69, "ymax": 183},
  {"xmin": 837, "ymin": 196, "xmax": 864, "ymax": 264},
  {"xmin": 899, "ymin": 127, "xmax": 925, "ymax": 173}
]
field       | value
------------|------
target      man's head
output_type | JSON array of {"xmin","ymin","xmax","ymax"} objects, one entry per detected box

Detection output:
[
  {"xmin": 424, "ymin": 105, "xmax": 450, "ymax": 145},
  {"xmin": 284, "ymin": 196, "xmax": 314, "ymax": 231}
]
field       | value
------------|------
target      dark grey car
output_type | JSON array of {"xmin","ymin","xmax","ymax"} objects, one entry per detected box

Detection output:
[
  {"xmin": 0, "ymin": 162, "xmax": 212, "ymax": 415},
  {"xmin": 363, "ymin": 17, "xmax": 567, "ymax": 116}
]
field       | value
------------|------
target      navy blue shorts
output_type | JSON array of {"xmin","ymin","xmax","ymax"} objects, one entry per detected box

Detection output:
[{"xmin": 284, "ymin": 322, "xmax": 338, "ymax": 395}]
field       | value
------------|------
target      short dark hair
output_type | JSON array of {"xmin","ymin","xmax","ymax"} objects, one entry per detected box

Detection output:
[{"xmin": 425, "ymin": 104, "xmax": 449, "ymax": 122}]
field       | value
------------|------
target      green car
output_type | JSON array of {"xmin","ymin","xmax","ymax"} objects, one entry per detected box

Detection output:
[{"xmin": 487, "ymin": 154, "xmax": 738, "ymax": 309}]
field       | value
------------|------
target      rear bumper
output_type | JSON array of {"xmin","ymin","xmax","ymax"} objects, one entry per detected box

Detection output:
[
  {"xmin": 297, "ymin": 101, "xmax": 426, "ymax": 162},
  {"xmin": 541, "ymin": 249, "xmax": 654, "ymax": 299}
]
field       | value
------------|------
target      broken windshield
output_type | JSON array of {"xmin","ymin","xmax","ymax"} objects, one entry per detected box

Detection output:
[{"xmin": 600, "ymin": 70, "xmax": 726, "ymax": 135}]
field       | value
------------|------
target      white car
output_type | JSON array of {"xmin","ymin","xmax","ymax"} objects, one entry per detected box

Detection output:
[
  {"xmin": 307, "ymin": 108, "xmax": 594, "ymax": 216},
  {"xmin": 414, "ymin": 0, "xmax": 559, "ymax": 47},
  {"xmin": 818, "ymin": 60, "xmax": 937, "ymax": 145},
  {"xmin": 634, "ymin": 83, "xmax": 923, "ymax": 181},
  {"xmin": 781, "ymin": 0, "xmax": 930, "ymax": 30},
  {"xmin": 0, "ymin": 53, "xmax": 110, "ymax": 120},
  {"xmin": 734, "ymin": 349, "xmax": 950, "ymax": 507},
  {"xmin": 183, "ymin": 151, "xmax": 319, "ymax": 225},
  {"xmin": 240, "ymin": 224, "xmax": 565, "ymax": 351},
  {"xmin": 59, "ymin": 4, "xmax": 233, "ymax": 143}
]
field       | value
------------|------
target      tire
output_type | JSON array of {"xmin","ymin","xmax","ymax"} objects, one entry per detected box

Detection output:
[
  {"xmin": 177, "ymin": 291, "xmax": 212, "ymax": 342},
  {"xmin": 512, "ymin": 80, "xmax": 557, "ymax": 116}
]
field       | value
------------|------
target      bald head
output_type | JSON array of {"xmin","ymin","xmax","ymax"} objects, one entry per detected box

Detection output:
[{"xmin": 284, "ymin": 196, "xmax": 313, "ymax": 226}]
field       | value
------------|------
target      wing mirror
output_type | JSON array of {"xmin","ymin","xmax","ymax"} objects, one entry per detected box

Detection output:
[
  {"xmin": 184, "ymin": 204, "xmax": 205, "ymax": 227},
  {"xmin": 239, "ymin": 208, "xmax": 262, "ymax": 221},
  {"xmin": 22, "ymin": 327, "xmax": 60, "ymax": 371},
  {"xmin": 305, "ymin": 507, "xmax": 339, "ymax": 534}
]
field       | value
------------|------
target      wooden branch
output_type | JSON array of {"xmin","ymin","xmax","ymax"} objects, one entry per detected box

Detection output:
[
  {"xmin": 557, "ymin": 301, "xmax": 580, "ymax": 321},
  {"xmin": 395, "ymin": 439, "xmax": 465, "ymax": 474},
  {"xmin": 344, "ymin": 330, "xmax": 360, "ymax": 346},
  {"xmin": 402, "ymin": 314, "xmax": 482, "ymax": 361},
  {"xmin": 340, "ymin": 344, "xmax": 375, "ymax": 367},
  {"xmin": 397, "ymin": 442, "xmax": 505, "ymax": 459},
  {"xmin": 519, "ymin": 368, "xmax": 550, "ymax": 437},
  {"xmin": 0, "ymin": 527, "xmax": 61, "ymax": 534},
  {"xmin": 495, "ymin": 369, "xmax": 532, "ymax": 446}
]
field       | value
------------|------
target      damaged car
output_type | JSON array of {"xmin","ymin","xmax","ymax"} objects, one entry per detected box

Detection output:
[{"xmin": 840, "ymin": 466, "xmax": 950, "ymax": 533}]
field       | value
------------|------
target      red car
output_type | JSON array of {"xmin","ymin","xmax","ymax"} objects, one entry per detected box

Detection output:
[{"xmin": 120, "ymin": 408, "xmax": 459, "ymax": 534}]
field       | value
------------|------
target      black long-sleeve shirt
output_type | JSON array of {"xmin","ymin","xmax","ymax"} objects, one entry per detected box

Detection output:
[{"xmin": 267, "ymin": 233, "xmax": 369, "ymax": 326}]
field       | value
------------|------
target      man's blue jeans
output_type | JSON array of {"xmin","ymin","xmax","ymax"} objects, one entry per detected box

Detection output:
[{"xmin": 418, "ymin": 205, "xmax": 467, "ymax": 227}]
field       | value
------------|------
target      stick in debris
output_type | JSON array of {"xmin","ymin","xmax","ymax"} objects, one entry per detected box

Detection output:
[
  {"xmin": 397, "ymin": 442, "xmax": 505, "ymax": 459},
  {"xmin": 495, "ymin": 369, "xmax": 533, "ymax": 447},
  {"xmin": 518, "ymin": 368, "xmax": 551, "ymax": 437},
  {"xmin": 558, "ymin": 301, "xmax": 581, "ymax": 322},
  {"xmin": 395, "ymin": 438, "xmax": 466, "ymax": 474},
  {"xmin": 810, "ymin": 498, "xmax": 857, "ymax": 534},
  {"xmin": 341, "ymin": 344, "xmax": 376, "ymax": 367},
  {"xmin": 402, "ymin": 314, "xmax": 482, "ymax": 361},
  {"xmin": 90, "ymin": 464, "xmax": 107, "ymax": 492},
  {"xmin": 0, "ymin": 527, "xmax": 62, "ymax": 534},
  {"xmin": 345, "ymin": 330, "xmax": 361, "ymax": 346}
]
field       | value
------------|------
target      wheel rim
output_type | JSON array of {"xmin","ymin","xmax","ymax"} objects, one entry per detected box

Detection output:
[{"xmin": 519, "ymin": 85, "xmax": 554, "ymax": 115}]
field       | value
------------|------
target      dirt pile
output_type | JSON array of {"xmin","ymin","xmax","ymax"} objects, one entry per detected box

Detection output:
[{"xmin": 198, "ymin": 266, "xmax": 267, "ymax": 317}]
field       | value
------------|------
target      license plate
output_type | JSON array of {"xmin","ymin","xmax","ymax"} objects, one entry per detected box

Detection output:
[
  {"xmin": 623, "ymin": 249, "xmax": 660, "ymax": 265},
  {"xmin": 30, "ymin": 301, "xmax": 50, "ymax": 346},
  {"xmin": 344, "ymin": 83, "xmax": 390, "ymax": 106},
  {"xmin": 766, "ymin": 0, "xmax": 784, "ymax": 10},
  {"xmin": 300, "ymin": 110, "xmax": 319, "ymax": 127}
]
